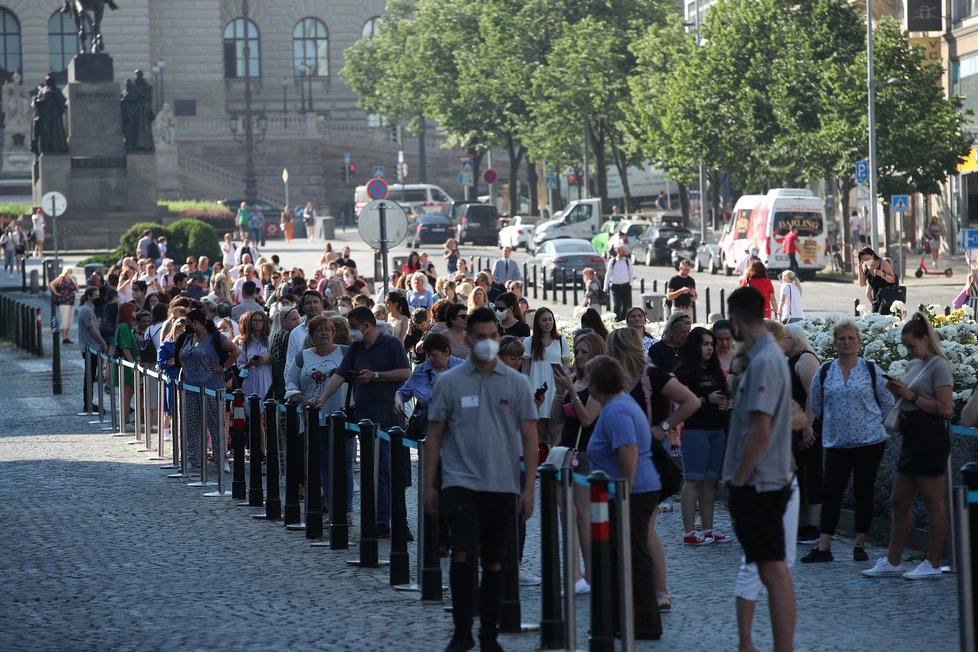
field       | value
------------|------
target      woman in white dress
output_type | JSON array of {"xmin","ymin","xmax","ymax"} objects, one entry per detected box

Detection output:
[
  {"xmin": 522, "ymin": 306, "xmax": 570, "ymax": 449},
  {"xmin": 778, "ymin": 270, "xmax": 805, "ymax": 323}
]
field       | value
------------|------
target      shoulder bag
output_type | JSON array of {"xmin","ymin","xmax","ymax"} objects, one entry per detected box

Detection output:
[
  {"xmin": 883, "ymin": 357, "xmax": 936, "ymax": 433},
  {"xmin": 639, "ymin": 364, "xmax": 682, "ymax": 497}
]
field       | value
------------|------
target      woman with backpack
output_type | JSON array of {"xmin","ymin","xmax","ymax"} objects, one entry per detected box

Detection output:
[
  {"xmin": 178, "ymin": 307, "xmax": 240, "ymax": 468},
  {"xmin": 802, "ymin": 319, "xmax": 893, "ymax": 564}
]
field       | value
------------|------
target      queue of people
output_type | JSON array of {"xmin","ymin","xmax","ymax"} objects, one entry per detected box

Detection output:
[{"xmin": 59, "ymin": 230, "xmax": 978, "ymax": 652}]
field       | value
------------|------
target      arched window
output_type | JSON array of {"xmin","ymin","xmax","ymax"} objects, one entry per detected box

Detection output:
[
  {"xmin": 48, "ymin": 11, "xmax": 89, "ymax": 76},
  {"xmin": 223, "ymin": 18, "xmax": 260, "ymax": 79},
  {"xmin": 361, "ymin": 16, "xmax": 382, "ymax": 40},
  {"xmin": 293, "ymin": 18, "xmax": 328, "ymax": 77},
  {"xmin": 0, "ymin": 9, "xmax": 21, "ymax": 81}
]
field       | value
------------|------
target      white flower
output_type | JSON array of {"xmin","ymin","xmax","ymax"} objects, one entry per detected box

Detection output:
[{"xmin": 889, "ymin": 300, "xmax": 907, "ymax": 314}]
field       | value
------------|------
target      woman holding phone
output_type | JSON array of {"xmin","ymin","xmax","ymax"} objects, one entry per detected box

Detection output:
[{"xmin": 522, "ymin": 307, "xmax": 570, "ymax": 449}]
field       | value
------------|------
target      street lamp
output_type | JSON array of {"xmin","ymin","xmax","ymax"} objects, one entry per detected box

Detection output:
[
  {"xmin": 282, "ymin": 168, "xmax": 290, "ymax": 207},
  {"xmin": 230, "ymin": 0, "xmax": 266, "ymax": 199},
  {"xmin": 296, "ymin": 63, "xmax": 307, "ymax": 114}
]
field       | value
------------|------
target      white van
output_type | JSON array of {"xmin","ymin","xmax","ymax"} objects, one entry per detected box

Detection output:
[
  {"xmin": 354, "ymin": 183, "xmax": 453, "ymax": 215},
  {"xmin": 722, "ymin": 189, "xmax": 826, "ymax": 277},
  {"xmin": 719, "ymin": 194, "xmax": 764, "ymax": 275}
]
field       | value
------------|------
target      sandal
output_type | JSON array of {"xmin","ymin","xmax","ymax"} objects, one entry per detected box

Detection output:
[{"xmin": 656, "ymin": 591, "xmax": 672, "ymax": 611}]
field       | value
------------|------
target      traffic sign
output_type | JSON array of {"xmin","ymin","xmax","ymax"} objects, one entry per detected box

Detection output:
[
  {"xmin": 372, "ymin": 165, "xmax": 385, "ymax": 179},
  {"xmin": 962, "ymin": 229, "xmax": 978, "ymax": 251},
  {"xmin": 343, "ymin": 152, "xmax": 351, "ymax": 166},
  {"xmin": 545, "ymin": 176, "xmax": 558, "ymax": 190},
  {"xmin": 41, "ymin": 191, "xmax": 67, "ymax": 218},
  {"xmin": 483, "ymin": 168, "xmax": 498, "ymax": 185},
  {"xmin": 890, "ymin": 195, "xmax": 910, "ymax": 213},
  {"xmin": 357, "ymin": 199, "xmax": 409, "ymax": 250},
  {"xmin": 366, "ymin": 177, "xmax": 388, "ymax": 200},
  {"xmin": 462, "ymin": 170, "xmax": 474, "ymax": 186},
  {"xmin": 461, "ymin": 159, "xmax": 474, "ymax": 172},
  {"xmin": 457, "ymin": 173, "xmax": 466, "ymax": 186},
  {"xmin": 855, "ymin": 160, "xmax": 869, "ymax": 185}
]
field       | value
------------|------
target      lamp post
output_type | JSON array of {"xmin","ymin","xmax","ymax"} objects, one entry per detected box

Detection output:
[
  {"xmin": 685, "ymin": 1, "xmax": 707, "ymax": 237},
  {"xmin": 306, "ymin": 61, "xmax": 315, "ymax": 113},
  {"xmin": 867, "ymin": 0, "xmax": 880, "ymax": 253},
  {"xmin": 296, "ymin": 63, "xmax": 307, "ymax": 113},
  {"xmin": 281, "ymin": 76, "xmax": 289, "ymax": 115},
  {"xmin": 151, "ymin": 62, "xmax": 160, "ymax": 112},
  {"xmin": 229, "ymin": 1, "xmax": 268, "ymax": 199}
]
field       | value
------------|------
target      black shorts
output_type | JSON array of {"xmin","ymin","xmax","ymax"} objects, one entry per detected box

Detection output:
[
  {"xmin": 898, "ymin": 411, "xmax": 949, "ymax": 477},
  {"xmin": 442, "ymin": 487, "xmax": 516, "ymax": 566},
  {"xmin": 728, "ymin": 484, "xmax": 791, "ymax": 563}
]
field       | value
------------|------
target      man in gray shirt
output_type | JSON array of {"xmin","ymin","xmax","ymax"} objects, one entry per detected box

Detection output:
[
  {"xmin": 77, "ymin": 286, "xmax": 107, "ymax": 413},
  {"xmin": 424, "ymin": 307, "xmax": 538, "ymax": 652},
  {"xmin": 230, "ymin": 280, "xmax": 263, "ymax": 322},
  {"xmin": 722, "ymin": 286, "xmax": 795, "ymax": 652}
]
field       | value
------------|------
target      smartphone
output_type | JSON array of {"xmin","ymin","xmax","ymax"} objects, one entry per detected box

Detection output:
[
  {"xmin": 550, "ymin": 363, "xmax": 563, "ymax": 374},
  {"xmin": 534, "ymin": 381, "xmax": 548, "ymax": 400},
  {"xmin": 881, "ymin": 373, "xmax": 894, "ymax": 381}
]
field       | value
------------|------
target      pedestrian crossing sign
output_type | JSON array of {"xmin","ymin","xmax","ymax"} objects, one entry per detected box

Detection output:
[{"xmin": 890, "ymin": 195, "xmax": 910, "ymax": 213}]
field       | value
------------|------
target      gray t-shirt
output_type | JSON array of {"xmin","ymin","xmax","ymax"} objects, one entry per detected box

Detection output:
[
  {"xmin": 722, "ymin": 333, "xmax": 793, "ymax": 492},
  {"xmin": 428, "ymin": 357, "xmax": 537, "ymax": 494},
  {"xmin": 77, "ymin": 303, "xmax": 100, "ymax": 354},
  {"xmin": 899, "ymin": 355, "xmax": 953, "ymax": 412}
]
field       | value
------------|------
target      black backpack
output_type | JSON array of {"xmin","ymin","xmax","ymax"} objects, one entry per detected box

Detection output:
[{"xmin": 146, "ymin": 239, "xmax": 161, "ymax": 260}]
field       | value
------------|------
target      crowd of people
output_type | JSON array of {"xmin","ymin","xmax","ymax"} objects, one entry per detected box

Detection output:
[{"xmin": 64, "ymin": 232, "xmax": 978, "ymax": 652}]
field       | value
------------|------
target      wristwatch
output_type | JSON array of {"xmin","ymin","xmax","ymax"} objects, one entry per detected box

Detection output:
[
  {"xmin": 910, "ymin": 393, "xmax": 919, "ymax": 404},
  {"xmin": 373, "ymin": 371, "xmax": 380, "ymax": 383},
  {"xmin": 659, "ymin": 420, "xmax": 670, "ymax": 432}
]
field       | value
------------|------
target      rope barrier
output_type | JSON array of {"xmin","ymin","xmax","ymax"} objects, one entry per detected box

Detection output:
[{"xmin": 951, "ymin": 425, "xmax": 978, "ymax": 438}]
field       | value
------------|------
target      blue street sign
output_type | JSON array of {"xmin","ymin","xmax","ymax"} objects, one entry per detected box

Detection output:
[
  {"xmin": 545, "ymin": 176, "xmax": 558, "ymax": 190},
  {"xmin": 962, "ymin": 229, "xmax": 978, "ymax": 251},
  {"xmin": 461, "ymin": 159, "xmax": 474, "ymax": 172},
  {"xmin": 855, "ymin": 160, "xmax": 869, "ymax": 185},
  {"xmin": 343, "ymin": 152, "xmax": 351, "ymax": 166},
  {"xmin": 457, "ymin": 172, "xmax": 466, "ymax": 186},
  {"xmin": 890, "ymin": 195, "xmax": 910, "ymax": 213},
  {"xmin": 373, "ymin": 165, "xmax": 385, "ymax": 179}
]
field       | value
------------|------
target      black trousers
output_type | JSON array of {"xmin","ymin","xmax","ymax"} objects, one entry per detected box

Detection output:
[
  {"xmin": 788, "ymin": 252, "xmax": 799, "ymax": 274},
  {"xmin": 820, "ymin": 442, "xmax": 885, "ymax": 536},
  {"xmin": 611, "ymin": 283, "xmax": 632, "ymax": 320}
]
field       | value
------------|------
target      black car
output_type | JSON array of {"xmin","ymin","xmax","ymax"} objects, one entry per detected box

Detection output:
[
  {"xmin": 456, "ymin": 203, "xmax": 500, "ymax": 245},
  {"xmin": 409, "ymin": 213, "xmax": 455, "ymax": 247},
  {"xmin": 634, "ymin": 225, "xmax": 695, "ymax": 266},
  {"xmin": 217, "ymin": 198, "xmax": 279, "ymax": 214}
]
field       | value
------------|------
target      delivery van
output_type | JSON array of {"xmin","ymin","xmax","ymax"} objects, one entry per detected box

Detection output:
[
  {"xmin": 722, "ymin": 189, "xmax": 826, "ymax": 278},
  {"xmin": 354, "ymin": 183, "xmax": 453, "ymax": 215}
]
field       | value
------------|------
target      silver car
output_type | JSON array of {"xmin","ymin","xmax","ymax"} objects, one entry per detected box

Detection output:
[
  {"xmin": 530, "ymin": 238, "xmax": 606, "ymax": 288},
  {"xmin": 695, "ymin": 232, "xmax": 724, "ymax": 274}
]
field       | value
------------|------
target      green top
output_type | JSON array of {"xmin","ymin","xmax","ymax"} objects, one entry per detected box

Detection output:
[{"xmin": 112, "ymin": 322, "xmax": 137, "ymax": 387}]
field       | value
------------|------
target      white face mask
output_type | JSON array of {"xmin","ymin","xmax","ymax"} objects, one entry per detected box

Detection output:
[
  {"xmin": 349, "ymin": 328, "xmax": 364, "ymax": 343},
  {"xmin": 338, "ymin": 306, "xmax": 350, "ymax": 316},
  {"xmin": 473, "ymin": 338, "xmax": 499, "ymax": 362},
  {"xmin": 494, "ymin": 308, "xmax": 508, "ymax": 322}
]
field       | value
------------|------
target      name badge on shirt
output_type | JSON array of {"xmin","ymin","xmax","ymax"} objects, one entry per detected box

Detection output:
[{"xmin": 461, "ymin": 395, "xmax": 480, "ymax": 408}]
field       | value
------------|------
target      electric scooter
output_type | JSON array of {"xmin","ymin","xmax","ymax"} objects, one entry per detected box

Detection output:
[{"xmin": 914, "ymin": 254, "xmax": 953, "ymax": 278}]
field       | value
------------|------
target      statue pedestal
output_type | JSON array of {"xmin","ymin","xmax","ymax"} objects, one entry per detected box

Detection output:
[
  {"xmin": 68, "ymin": 53, "xmax": 114, "ymax": 84},
  {"xmin": 2, "ymin": 146, "xmax": 31, "ymax": 177}
]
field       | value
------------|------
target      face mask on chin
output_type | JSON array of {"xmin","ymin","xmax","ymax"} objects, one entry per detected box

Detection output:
[{"xmin": 473, "ymin": 338, "xmax": 500, "ymax": 362}]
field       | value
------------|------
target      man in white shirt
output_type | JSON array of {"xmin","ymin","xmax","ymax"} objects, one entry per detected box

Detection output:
[
  {"xmin": 31, "ymin": 209, "xmax": 45, "ymax": 257},
  {"xmin": 491, "ymin": 247, "xmax": 522, "ymax": 284},
  {"xmin": 604, "ymin": 245, "xmax": 634, "ymax": 320},
  {"xmin": 285, "ymin": 290, "xmax": 325, "ymax": 369}
]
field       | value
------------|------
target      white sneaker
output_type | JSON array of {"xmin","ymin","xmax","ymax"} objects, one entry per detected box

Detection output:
[
  {"xmin": 574, "ymin": 578, "xmax": 591, "ymax": 594},
  {"xmin": 658, "ymin": 497, "xmax": 674, "ymax": 513},
  {"xmin": 862, "ymin": 557, "xmax": 904, "ymax": 578},
  {"xmin": 518, "ymin": 570, "xmax": 540, "ymax": 586},
  {"xmin": 903, "ymin": 559, "xmax": 943, "ymax": 581}
]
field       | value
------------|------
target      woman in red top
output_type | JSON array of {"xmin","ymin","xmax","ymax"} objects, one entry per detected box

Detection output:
[
  {"xmin": 741, "ymin": 260, "xmax": 778, "ymax": 319},
  {"xmin": 401, "ymin": 251, "xmax": 421, "ymax": 275}
]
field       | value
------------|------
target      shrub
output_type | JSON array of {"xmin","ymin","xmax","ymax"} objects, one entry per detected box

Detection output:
[
  {"xmin": 0, "ymin": 202, "xmax": 32, "ymax": 219},
  {"xmin": 168, "ymin": 218, "xmax": 221, "ymax": 264}
]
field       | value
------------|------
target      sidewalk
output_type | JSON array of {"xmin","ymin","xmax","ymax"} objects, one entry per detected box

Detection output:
[{"xmin": 0, "ymin": 341, "xmax": 958, "ymax": 651}]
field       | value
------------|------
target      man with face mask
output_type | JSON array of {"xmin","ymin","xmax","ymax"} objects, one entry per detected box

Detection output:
[
  {"xmin": 423, "ymin": 307, "xmax": 539, "ymax": 652},
  {"xmin": 285, "ymin": 290, "xmax": 324, "ymax": 368},
  {"xmin": 316, "ymin": 307, "xmax": 411, "ymax": 538},
  {"xmin": 722, "ymin": 286, "xmax": 796, "ymax": 652}
]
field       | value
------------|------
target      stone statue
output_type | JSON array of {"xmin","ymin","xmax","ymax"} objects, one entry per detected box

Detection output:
[
  {"xmin": 2, "ymin": 72, "xmax": 30, "ymax": 148},
  {"xmin": 62, "ymin": 0, "xmax": 119, "ymax": 54},
  {"xmin": 121, "ymin": 70, "xmax": 154, "ymax": 152},
  {"xmin": 152, "ymin": 101, "xmax": 175, "ymax": 148},
  {"xmin": 30, "ymin": 73, "xmax": 69, "ymax": 155}
]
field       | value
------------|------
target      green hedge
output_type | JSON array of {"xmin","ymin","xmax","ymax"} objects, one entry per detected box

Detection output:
[{"xmin": 169, "ymin": 218, "xmax": 221, "ymax": 263}]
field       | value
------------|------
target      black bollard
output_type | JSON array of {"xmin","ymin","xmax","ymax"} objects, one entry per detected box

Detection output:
[
  {"xmin": 500, "ymin": 494, "xmax": 522, "ymax": 631},
  {"xmin": 283, "ymin": 402, "xmax": 301, "ymax": 526},
  {"xmin": 653, "ymin": 279, "xmax": 658, "ymax": 293},
  {"xmin": 538, "ymin": 462, "xmax": 564, "ymax": 649},
  {"xmin": 231, "ymin": 390, "xmax": 247, "ymax": 500},
  {"xmin": 640, "ymin": 278, "xmax": 645, "ymax": 294},
  {"xmin": 946, "ymin": 305, "xmax": 952, "ymax": 316},
  {"xmin": 720, "ymin": 288, "xmax": 726, "ymax": 318},
  {"xmin": 523, "ymin": 263, "xmax": 529, "ymax": 288},
  {"xmin": 263, "ymin": 400, "xmax": 282, "ymax": 520},
  {"xmin": 533, "ymin": 265, "xmax": 538, "ymax": 300},
  {"xmin": 705, "ymin": 287, "xmax": 711, "ymax": 316},
  {"xmin": 420, "ymin": 438, "xmax": 443, "ymax": 601},
  {"xmin": 542, "ymin": 268, "xmax": 548, "ymax": 301},
  {"xmin": 572, "ymin": 270, "xmax": 579, "ymax": 306},
  {"xmin": 248, "ymin": 394, "xmax": 264, "ymax": 507},
  {"xmin": 589, "ymin": 471, "xmax": 615, "ymax": 652},
  {"xmin": 854, "ymin": 298, "xmax": 860, "ymax": 317},
  {"xmin": 329, "ymin": 411, "xmax": 349, "ymax": 550},
  {"xmin": 305, "ymin": 405, "xmax": 324, "ymax": 539},
  {"xmin": 389, "ymin": 426, "xmax": 410, "ymax": 586},
  {"xmin": 349, "ymin": 419, "xmax": 379, "ymax": 568},
  {"xmin": 962, "ymin": 462, "xmax": 978, "ymax": 635}
]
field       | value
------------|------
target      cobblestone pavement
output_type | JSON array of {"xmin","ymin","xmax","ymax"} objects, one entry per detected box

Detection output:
[{"xmin": 0, "ymin": 341, "xmax": 959, "ymax": 651}]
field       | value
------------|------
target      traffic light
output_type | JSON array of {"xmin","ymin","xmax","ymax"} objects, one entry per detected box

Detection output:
[
  {"xmin": 339, "ymin": 163, "xmax": 356, "ymax": 183},
  {"xmin": 339, "ymin": 164, "xmax": 346, "ymax": 181}
]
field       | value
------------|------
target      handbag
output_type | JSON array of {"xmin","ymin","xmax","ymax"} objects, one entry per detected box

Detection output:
[
  {"xmin": 404, "ymin": 407, "xmax": 428, "ymax": 441},
  {"xmin": 883, "ymin": 357, "xmax": 936, "ymax": 433},
  {"xmin": 651, "ymin": 436, "xmax": 682, "ymax": 497}
]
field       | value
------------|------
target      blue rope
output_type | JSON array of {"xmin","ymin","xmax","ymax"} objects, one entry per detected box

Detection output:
[
  {"xmin": 969, "ymin": 491, "xmax": 978, "ymax": 505},
  {"xmin": 950, "ymin": 425, "xmax": 978, "ymax": 438}
]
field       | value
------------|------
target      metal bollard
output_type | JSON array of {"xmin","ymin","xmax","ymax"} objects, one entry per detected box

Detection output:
[
  {"xmin": 188, "ymin": 387, "xmax": 216, "ymax": 487},
  {"xmin": 153, "ymin": 377, "xmax": 167, "ymax": 461},
  {"xmin": 561, "ymin": 268, "xmax": 568, "ymax": 305},
  {"xmin": 419, "ymin": 439, "xmax": 443, "ymax": 601},
  {"xmin": 954, "ymin": 485, "xmax": 975, "ymax": 652},
  {"xmin": 231, "ymin": 390, "xmax": 247, "ymax": 499},
  {"xmin": 962, "ymin": 462, "xmax": 978, "ymax": 642},
  {"xmin": 533, "ymin": 265, "xmax": 538, "ymax": 300},
  {"xmin": 705, "ymin": 287, "xmax": 711, "ymax": 316},
  {"xmin": 720, "ymin": 288, "xmax": 726, "ymax": 318},
  {"xmin": 304, "ymin": 405, "xmax": 324, "ymax": 540},
  {"xmin": 561, "ymin": 459, "xmax": 577, "ymax": 649},
  {"xmin": 328, "ymin": 411, "xmax": 349, "ymax": 549},
  {"xmin": 115, "ymin": 358, "xmax": 127, "ymax": 437},
  {"xmin": 283, "ymin": 402, "xmax": 301, "ymax": 526},
  {"xmin": 248, "ymin": 394, "xmax": 264, "ymax": 507},
  {"xmin": 538, "ymin": 462, "xmax": 564, "ymax": 649},
  {"xmin": 349, "ymin": 419, "xmax": 379, "ymax": 568},
  {"xmin": 542, "ymin": 267, "xmax": 548, "ymax": 301},
  {"xmin": 389, "ymin": 426, "xmax": 410, "ymax": 586},
  {"xmin": 854, "ymin": 298, "xmax": 860, "ymax": 317},
  {"xmin": 523, "ymin": 263, "xmax": 529, "ymax": 287},
  {"xmin": 260, "ymin": 400, "xmax": 282, "ymax": 518},
  {"xmin": 573, "ymin": 270, "xmax": 580, "ymax": 306},
  {"xmin": 126, "ymin": 362, "xmax": 144, "ymax": 445},
  {"xmin": 108, "ymin": 358, "xmax": 119, "ymax": 433},
  {"xmin": 35, "ymin": 307, "xmax": 43, "ymax": 357},
  {"xmin": 640, "ymin": 278, "xmax": 645, "ymax": 294},
  {"xmin": 612, "ymin": 478, "xmax": 635, "ymax": 649},
  {"xmin": 653, "ymin": 279, "xmax": 658, "ymax": 293},
  {"xmin": 589, "ymin": 471, "xmax": 614, "ymax": 652}
]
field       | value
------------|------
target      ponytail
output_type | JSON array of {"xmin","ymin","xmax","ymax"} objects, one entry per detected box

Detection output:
[{"xmin": 901, "ymin": 312, "xmax": 947, "ymax": 360}]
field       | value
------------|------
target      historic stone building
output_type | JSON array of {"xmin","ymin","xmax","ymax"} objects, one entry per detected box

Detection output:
[{"xmin": 0, "ymin": 0, "xmax": 464, "ymax": 218}]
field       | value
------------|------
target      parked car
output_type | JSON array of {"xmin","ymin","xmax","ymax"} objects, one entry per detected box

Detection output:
[
  {"xmin": 695, "ymin": 231, "xmax": 724, "ymax": 274},
  {"xmin": 498, "ymin": 215, "xmax": 540, "ymax": 250},
  {"xmin": 531, "ymin": 238, "xmax": 605, "ymax": 288},
  {"xmin": 409, "ymin": 213, "xmax": 455, "ymax": 248},
  {"xmin": 607, "ymin": 219, "xmax": 652, "ymax": 258},
  {"xmin": 218, "ymin": 198, "xmax": 278, "ymax": 214},
  {"xmin": 455, "ymin": 203, "xmax": 500, "ymax": 245},
  {"xmin": 634, "ymin": 225, "xmax": 697, "ymax": 267}
]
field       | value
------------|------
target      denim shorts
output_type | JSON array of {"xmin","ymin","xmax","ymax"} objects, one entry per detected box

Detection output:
[{"xmin": 680, "ymin": 428, "xmax": 725, "ymax": 480}]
